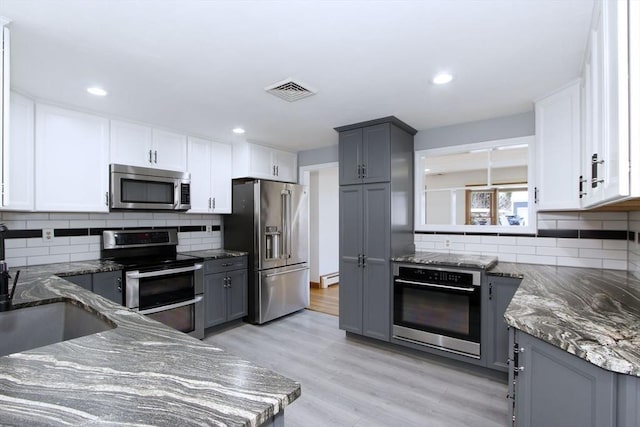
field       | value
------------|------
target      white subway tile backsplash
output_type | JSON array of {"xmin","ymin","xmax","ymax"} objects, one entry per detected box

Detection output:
[
  {"xmin": 499, "ymin": 245, "xmax": 535, "ymax": 255},
  {"xmin": 1, "ymin": 212, "xmax": 224, "ymax": 267},
  {"xmin": 557, "ymin": 238, "xmax": 602, "ymax": 249},
  {"xmin": 602, "ymin": 259, "xmax": 627, "ymax": 270},
  {"xmin": 602, "ymin": 220, "xmax": 628, "ymax": 230},
  {"xmin": 50, "ymin": 245, "xmax": 90, "ymax": 255},
  {"xmin": 537, "ymin": 212, "xmax": 580, "ymax": 221},
  {"xmin": 481, "ymin": 236, "xmax": 516, "ymax": 245},
  {"xmin": 516, "ymin": 254, "xmax": 557, "ymax": 265},
  {"xmin": 579, "ymin": 248, "xmax": 627, "ymax": 260},
  {"xmin": 27, "ymin": 254, "xmax": 70, "ymax": 266},
  {"xmin": 536, "ymin": 247, "xmax": 579, "ymax": 257},
  {"xmin": 9, "ymin": 246, "xmax": 49, "ymax": 257},
  {"xmin": 557, "ymin": 257, "xmax": 603, "ymax": 268},
  {"xmin": 536, "ymin": 220, "xmax": 557, "ymax": 230},
  {"xmin": 465, "ymin": 243, "xmax": 497, "ymax": 253},
  {"xmin": 516, "ymin": 237, "xmax": 556, "ymax": 247},
  {"xmin": 602, "ymin": 240, "xmax": 628, "ymax": 250},
  {"xmin": 27, "ymin": 237, "xmax": 71, "ymax": 248},
  {"xmin": 49, "ymin": 213, "xmax": 89, "ymax": 220},
  {"xmin": 557, "ymin": 220, "xmax": 602, "ymax": 230},
  {"xmin": 26, "ymin": 220, "xmax": 70, "ymax": 229},
  {"xmin": 70, "ymin": 252, "xmax": 101, "ymax": 262},
  {"xmin": 581, "ymin": 211, "xmax": 628, "ymax": 221}
]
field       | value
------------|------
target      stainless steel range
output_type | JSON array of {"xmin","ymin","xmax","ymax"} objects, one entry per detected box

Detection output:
[{"xmin": 101, "ymin": 229, "xmax": 204, "ymax": 339}]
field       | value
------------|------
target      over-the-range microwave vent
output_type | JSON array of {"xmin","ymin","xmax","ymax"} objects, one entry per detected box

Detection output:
[{"xmin": 264, "ymin": 78, "xmax": 316, "ymax": 102}]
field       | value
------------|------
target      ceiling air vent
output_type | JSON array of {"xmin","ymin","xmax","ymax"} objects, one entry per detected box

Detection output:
[{"xmin": 265, "ymin": 78, "xmax": 316, "ymax": 102}]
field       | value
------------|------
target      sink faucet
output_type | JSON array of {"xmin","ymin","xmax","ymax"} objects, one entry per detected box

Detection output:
[{"xmin": 0, "ymin": 224, "xmax": 18, "ymax": 312}]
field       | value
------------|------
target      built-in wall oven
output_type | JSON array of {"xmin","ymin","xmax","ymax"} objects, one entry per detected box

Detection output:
[
  {"xmin": 393, "ymin": 264, "xmax": 481, "ymax": 358},
  {"xmin": 102, "ymin": 229, "xmax": 204, "ymax": 339}
]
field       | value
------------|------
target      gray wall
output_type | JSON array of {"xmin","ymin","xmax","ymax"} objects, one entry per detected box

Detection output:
[
  {"xmin": 297, "ymin": 111, "xmax": 534, "ymax": 167},
  {"xmin": 298, "ymin": 145, "xmax": 339, "ymax": 167},
  {"xmin": 414, "ymin": 111, "xmax": 534, "ymax": 150}
]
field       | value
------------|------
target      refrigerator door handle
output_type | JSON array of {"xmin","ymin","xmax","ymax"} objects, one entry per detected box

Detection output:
[
  {"xmin": 265, "ymin": 266, "xmax": 309, "ymax": 278},
  {"xmin": 281, "ymin": 190, "xmax": 288, "ymax": 259}
]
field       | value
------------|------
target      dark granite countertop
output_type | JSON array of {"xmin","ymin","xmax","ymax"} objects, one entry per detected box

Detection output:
[
  {"xmin": 179, "ymin": 249, "xmax": 248, "ymax": 260},
  {"xmin": 491, "ymin": 262, "xmax": 640, "ymax": 377},
  {"xmin": 0, "ymin": 262, "xmax": 300, "ymax": 425},
  {"xmin": 391, "ymin": 251, "xmax": 498, "ymax": 270}
]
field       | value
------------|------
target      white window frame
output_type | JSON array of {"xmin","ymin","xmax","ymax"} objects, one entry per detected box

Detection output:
[{"xmin": 414, "ymin": 135, "xmax": 537, "ymax": 234}]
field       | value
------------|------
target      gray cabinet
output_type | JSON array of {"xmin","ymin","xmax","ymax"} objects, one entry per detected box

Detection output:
[
  {"xmin": 63, "ymin": 270, "xmax": 123, "ymax": 304},
  {"xmin": 203, "ymin": 256, "xmax": 248, "ymax": 328},
  {"xmin": 509, "ymin": 329, "xmax": 617, "ymax": 427},
  {"xmin": 339, "ymin": 183, "xmax": 390, "ymax": 340},
  {"xmin": 338, "ymin": 124, "xmax": 392, "ymax": 185},
  {"xmin": 337, "ymin": 116, "xmax": 415, "ymax": 342},
  {"xmin": 486, "ymin": 275, "xmax": 521, "ymax": 372}
]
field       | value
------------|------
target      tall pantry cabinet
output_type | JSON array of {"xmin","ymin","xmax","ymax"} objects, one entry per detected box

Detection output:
[{"xmin": 336, "ymin": 117, "xmax": 415, "ymax": 341}]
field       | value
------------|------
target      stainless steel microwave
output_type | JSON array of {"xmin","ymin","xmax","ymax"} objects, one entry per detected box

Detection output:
[{"xmin": 109, "ymin": 164, "xmax": 191, "ymax": 211}]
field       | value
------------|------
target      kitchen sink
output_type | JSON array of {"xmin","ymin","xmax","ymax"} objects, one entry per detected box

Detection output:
[{"xmin": 0, "ymin": 301, "xmax": 115, "ymax": 357}]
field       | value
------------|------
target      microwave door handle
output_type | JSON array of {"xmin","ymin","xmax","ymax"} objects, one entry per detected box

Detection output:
[
  {"xmin": 138, "ymin": 295, "xmax": 204, "ymax": 315},
  {"xmin": 394, "ymin": 278, "xmax": 476, "ymax": 293},
  {"xmin": 126, "ymin": 264, "xmax": 203, "ymax": 279},
  {"xmin": 174, "ymin": 183, "xmax": 179, "ymax": 209}
]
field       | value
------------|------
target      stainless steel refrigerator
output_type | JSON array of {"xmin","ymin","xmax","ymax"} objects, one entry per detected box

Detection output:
[{"xmin": 224, "ymin": 179, "xmax": 309, "ymax": 324}]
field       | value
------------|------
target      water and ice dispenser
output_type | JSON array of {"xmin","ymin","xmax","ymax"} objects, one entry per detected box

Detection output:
[{"xmin": 265, "ymin": 226, "xmax": 281, "ymax": 260}]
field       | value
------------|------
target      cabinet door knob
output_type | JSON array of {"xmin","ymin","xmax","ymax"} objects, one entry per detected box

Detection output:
[
  {"xmin": 105, "ymin": 192, "xmax": 109, "ymax": 206},
  {"xmin": 116, "ymin": 277, "xmax": 122, "ymax": 292},
  {"xmin": 154, "ymin": 150, "xmax": 158, "ymax": 164},
  {"xmin": 149, "ymin": 149, "xmax": 153, "ymax": 163},
  {"xmin": 212, "ymin": 197, "xmax": 216, "ymax": 209}
]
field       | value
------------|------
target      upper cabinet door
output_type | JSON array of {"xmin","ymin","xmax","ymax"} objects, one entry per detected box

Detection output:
[
  {"xmin": 187, "ymin": 136, "xmax": 213, "ymax": 213},
  {"xmin": 35, "ymin": 104, "xmax": 109, "ymax": 212},
  {"xmin": 110, "ymin": 120, "xmax": 152, "ymax": 168},
  {"xmin": 211, "ymin": 141, "xmax": 232, "ymax": 213},
  {"xmin": 362, "ymin": 124, "xmax": 391, "ymax": 184},
  {"xmin": 4, "ymin": 92, "xmax": 34, "ymax": 211},
  {"xmin": 248, "ymin": 143, "xmax": 275, "ymax": 179},
  {"xmin": 273, "ymin": 149, "xmax": 297, "ymax": 183},
  {"xmin": 151, "ymin": 129, "xmax": 187, "ymax": 171},
  {"xmin": 535, "ymin": 81, "xmax": 582, "ymax": 210},
  {"xmin": 338, "ymin": 128, "xmax": 362, "ymax": 185}
]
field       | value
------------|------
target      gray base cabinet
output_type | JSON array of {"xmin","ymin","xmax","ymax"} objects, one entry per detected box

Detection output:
[
  {"xmin": 508, "ymin": 328, "xmax": 637, "ymax": 427},
  {"xmin": 337, "ymin": 116, "xmax": 415, "ymax": 344},
  {"xmin": 64, "ymin": 271, "xmax": 123, "ymax": 304},
  {"xmin": 204, "ymin": 257, "xmax": 248, "ymax": 328},
  {"xmin": 485, "ymin": 276, "xmax": 521, "ymax": 372}
]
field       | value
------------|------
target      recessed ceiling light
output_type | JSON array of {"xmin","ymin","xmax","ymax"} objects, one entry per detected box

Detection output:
[
  {"xmin": 87, "ymin": 87, "xmax": 107, "ymax": 96},
  {"xmin": 232, "ymin": 127, "xmax": 245, "ymax": 134},
  {"xmin": 432, "ymin": 73, "xmax": 453, "ymax": 85}
]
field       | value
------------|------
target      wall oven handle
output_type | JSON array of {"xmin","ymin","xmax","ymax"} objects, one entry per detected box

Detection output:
[
  {"xmin": 126, "ymin": 264, "xmax": 203, "ymax": 279},
  {"xmin": 394, "ymin": 278, "xmax": 476, "ymax": 293},
  {"xmin": 265, "ymin": 266, "xmax": 309, "ymax": 278},
  {"xmin": 138, "ymin": 295, "xmax": 203, "ymax": 315}
]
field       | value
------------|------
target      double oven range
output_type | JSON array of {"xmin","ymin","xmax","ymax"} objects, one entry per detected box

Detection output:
[{"xmin": 101, "ymin": 229, "xmax": 205, "ymax": 339}]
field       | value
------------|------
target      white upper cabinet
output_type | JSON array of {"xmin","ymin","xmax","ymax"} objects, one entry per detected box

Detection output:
[
  {"xmin": 233, "ymin": 141, "xmax": 297, "ymax": 183},
  {"xmin": 110, "ymin": 120, "xmax": 187, "ymax": 171},
  {"xmin": 187, "ymin": 137, "xmax": 231, "ymax": 214},
  {"xmin": 35, "ymin": 104, "xmax": 110, "ymax": 212},
  {"xmin": 151, "ymin": 129, "xmax": 188, "ymax": 171},
  {"xmin": 3, "ymin": 92, "xmax": 35, "ymax": 211},
  {"xmin": 0, "ymin": 22, "xmax": 10, "ymax": 207},
  {"xmin": 581, "ymin": 0, "xmax": 635, "ymax": 207},
  {"xmin": 534, "ymin": 81, "xmax": 582, "ymax": 210}
]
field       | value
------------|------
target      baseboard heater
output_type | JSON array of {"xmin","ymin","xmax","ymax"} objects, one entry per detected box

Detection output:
[{"xmin": 320, "ymin": 272, "xmax": 339, "ymax": 288}]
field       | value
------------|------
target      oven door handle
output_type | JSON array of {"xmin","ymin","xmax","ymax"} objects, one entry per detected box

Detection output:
[
  {"xmin": 394, "ymin": 278, "xmax": 476, "ymax": 293},
  {"xmin": 138, "ymin": 295, "xmax": 204, "ymax": 315},
  {"xmin": 126, "ymin": 264, "xmax": 203, "ymax": 279}
]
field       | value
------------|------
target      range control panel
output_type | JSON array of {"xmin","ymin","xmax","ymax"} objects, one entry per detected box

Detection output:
[{"xmin": 396, "ymin": 266, "xmax": 479, "ymax": 286}]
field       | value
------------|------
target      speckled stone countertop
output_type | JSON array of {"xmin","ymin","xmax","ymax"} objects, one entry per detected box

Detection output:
[
  {"xmin": 392, "ymin": 251, "xmax": 498, "ymax": 270},
  {"xmin": 0, "ymin": 262, "xmax": 300, "ymax": 425},
  {"xmin": 180, "ymin": 249, "xmax": 248, "ymax": 260},
  {"xmin": 490, "ymin": 262, "xmax": 640, "ymax": 377}
]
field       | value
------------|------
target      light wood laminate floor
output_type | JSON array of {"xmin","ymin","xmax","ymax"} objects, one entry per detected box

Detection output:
[
  {"xmin": 308, "ymin": 285, "xmax": 339, "ymax": 316},
  {"xmin": 204, "ymin": 310, "xmax": 508, "ymax": 427}
]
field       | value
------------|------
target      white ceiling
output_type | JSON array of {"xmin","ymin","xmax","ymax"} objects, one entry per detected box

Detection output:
[{"xmin": 0, "ymin": 0, "xmax": 594, "ymax": 152}]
